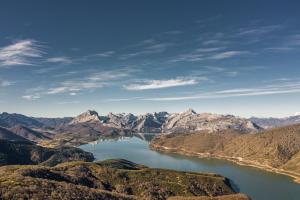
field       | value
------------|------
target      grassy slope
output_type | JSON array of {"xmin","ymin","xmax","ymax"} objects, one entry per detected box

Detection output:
[
  {"xmin": 0, "ymin": 139, "xmax": 94, "ymax": 166},
  {"xmin": 0, "ymin": 159, "xmax": 249, "ymax": 200},
  {"xmin": 151, "ymin": 124, "xmax": 300, "ymax": 181}
]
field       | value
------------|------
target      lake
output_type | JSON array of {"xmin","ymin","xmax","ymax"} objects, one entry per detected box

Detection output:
[{"xmin": 80, "ymin": 136, "xmax": 300, "ymax": 200}]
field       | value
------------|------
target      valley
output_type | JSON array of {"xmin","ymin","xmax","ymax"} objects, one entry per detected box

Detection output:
[{"xmin": 1, "ymin": 109, "xmax": 300, "ymax": 199}]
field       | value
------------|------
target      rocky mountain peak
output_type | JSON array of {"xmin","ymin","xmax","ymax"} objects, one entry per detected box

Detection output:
[
  {"xmin": 69, "ymin": 110, "xmax": 100, "ymax": 124},
  {"xmin": 163, "ymin": 110, "xmax": 260, "ymax": 134}
]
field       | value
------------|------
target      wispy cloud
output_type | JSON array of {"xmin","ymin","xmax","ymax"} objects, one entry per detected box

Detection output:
[
  {"xmin": 170, "ymin": 47, "xmax": 223, "ymax": 62},
  {"xmin": 288, "ymin": 34, "xmax": 300, "ymax": 46},
  {"xmin": 48, "ymin": 68, "xmax": 136, "ymax": 95},
  {"xmin": 170, "ymin": 49, "xmax": 247, "ymax": 62},
  {"xmin": 22, "ymin": 94, "xmax": 41, "ymax": 100},
  {"xmin": 142, "ymin": 81, "xmax": 300, "ymax": 101},
  {"xmin": 47, "ymin": 81, "xmax": 106, "ymax": 95},
  {"xmin": 237, "ymin": 25, "xmax": 282, "ymax": 36},
  {"xmin": 22, "ymin": 68, "xmax": 136, "ymax": 99},
  {"xmin": 120, "ymin": 39, "xmax": 170, "ymax": 59},
  {"xmin": 94, "ymin": 51, "xmax": 115, "ymax": 57},
  {"xmin": 57, "ymin": 101, "xmax": 80, "ymax": 105},
  {"xmin": 21, "ymin": 86, "xmax": 44, "ymax": 100},
  {"xmin": 46, "ymin": 56, "xmax": 72, "ymax": 64},
  {"xmin": 0, "ymin": 39, "xmax": 44, "ymax": 67},
  {"xmin": 85, "ymin": 51, "xmax": 115, "ymax": 59},
  {"xmin": 0, "ymin": 80, "xmax": 14, "ymax": 87},
  {"xmin": 202, "ymin": 40, "xmax": 222, "ymax": 45},
  {"xmin": 103, "ymin": 97, "xmax": 142, "ymax": 102},
  {"xmin": 195, "ymin": 47, "xmax": 225, "ymax": 53},
  {"xmin": 264, "ymin": 34, "xmax": 300, "ymax": 52},
  {"xmin": 88, "ymin": 68, "xmax": 133, "ymax": 81},
  {"xmin": 123, "ymin": 78, "xmax": 199, "ymax": 91},
  {"xmin": 264, "ymin": 47, "xmax": 294, "ymax": 52},
  {"xmin": 210, "ymin": 51, "xmax": 248, "ymax": 59}
]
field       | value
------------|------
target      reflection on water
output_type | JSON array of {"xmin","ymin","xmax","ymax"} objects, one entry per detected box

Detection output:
[{"xmin": 80, "ymin": 136, "xmax": 300, "ymax": 200}]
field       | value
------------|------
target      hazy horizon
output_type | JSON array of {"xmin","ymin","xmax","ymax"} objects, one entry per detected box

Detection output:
[{"xmin": 1, "ymin": 0, "xmax": 300, "ymax": 118}]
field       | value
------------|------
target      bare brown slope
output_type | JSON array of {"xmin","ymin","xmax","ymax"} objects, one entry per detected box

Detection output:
[
  {"xmin": 10, "ymin": 125, "xmax": 51, "ymax": 142},
  {"xmin": 151, "ymin": 124, "xmax": 300, "ymax": 182},
  {"xmin": 0, "ymin": 126, "xmax": 29, "ymax": 142}
]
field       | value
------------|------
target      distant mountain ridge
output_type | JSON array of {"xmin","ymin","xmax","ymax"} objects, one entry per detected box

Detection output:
[
  {"xmin": 250, "ymin": 115, "xmax": 300, "ymax": 129},
  {"xmin": 0, "ymin": 112, "xmax": 43, "ymax": 128},
  {"xmin": 1, "ymin": 109, "xmax": 261, "ymax": 137}
]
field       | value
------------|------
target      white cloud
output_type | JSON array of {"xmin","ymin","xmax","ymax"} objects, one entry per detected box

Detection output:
[
  {"xmin": 210, "ymin": 51, "xmax": 248, "ymax": 59},
  {"xmin": 94, "ymin": 51, "xmax": 115, "ymax": 57},
  {"xmin": 47, "ymin": 81, "xmax": 104, "ymax": 95},
  {"xmin": 0, "ymin": 39, "xmax": 44, "ymax": 66},
  {"xmin": 202, "ymin": 40, "xmax": 221, "ymax": 45},
  {"xmin": 0, "ymin": 80, "xmax": 14, "ymax": 87},
  {"xmin": 25, "ymin": 68, "xmax": 136, "ymax": 98},
  {"xmin": 57, "ymin": 101, "xmax": 80, "ymax": 105},
  {"xmin": 171, "ymin": 49, "xmax": 247, "ymax": 62},
  {"xmin": 46, "ymin": 56, "xmax": 72, "ymax": 64},
  {"xmin": 47, "ymin": 87, "xmax": 70, "ymax": 94},
  {"xmin": 120, "ymin": 40, "xmax": 170, "ymax": 59},
  {"xmin": 238, "ymin": 25, "xmax": 282, "ymax": 36},
  {"xmin": 142, "ymin": 81, "xmax": 300, "ymax": 101},
  {"xmin": 103, "ymin": 97, "xmax": 142, "ymax": 102},
  {"xmin": 124, "ymin": 78, "xmax": 198, "ymax": 91},
  {"xmin": 88, "ymin": 68, "xmax": 132, "ymax": 81},
  {"xmin": 22, "ymin": 94, "xmax": 41, "ymax": 100},
  {"xmin": 195, "ymin": 47, "xmax": 224, "ymax": 52}
]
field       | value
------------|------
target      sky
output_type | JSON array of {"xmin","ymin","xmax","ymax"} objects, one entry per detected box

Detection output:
[{"xmin": 0, "ymin": 0, "xmax": 300, "ymax": 118}]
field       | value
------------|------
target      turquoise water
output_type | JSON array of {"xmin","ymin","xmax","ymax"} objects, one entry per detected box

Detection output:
[{"xmin": 80, "ymin": 136, "xmax": 300, "ymax": 200}]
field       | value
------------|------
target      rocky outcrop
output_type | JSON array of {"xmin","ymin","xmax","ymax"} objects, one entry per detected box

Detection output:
[
  {"xmin": 101, "ymin": 112, "xmax": 169, "ymax": 133},
  {"xmin": 102, "ymin": 112, "xmax": 138, "ymax": 129},
  {"xmin": 69, "ymin": 110, "xmax": 101, "ymax": 124},
  {"xmin": 162, "ymin": 109, "xmax": 260, "ymax": 134},
  {"xmin": 132, "ymin": 112, "xmax": 169, "ymax": 133}
]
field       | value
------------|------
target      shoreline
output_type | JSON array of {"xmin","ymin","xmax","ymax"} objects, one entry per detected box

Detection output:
[{"xmin": 150, "ymin": 144, "xmax": 300, "ymax": 184}]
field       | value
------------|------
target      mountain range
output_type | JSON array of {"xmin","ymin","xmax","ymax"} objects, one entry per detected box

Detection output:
[
  {"xmin": 250, "ymin": 115, "xmax": 300, "ymax": 128},
  {"xmin": 0, "ymin": 109, "xmax": 263, "ymax": 146},
  {"xmin": 5, "ymin": 109, "xmax": 300, "ymax": 134}
]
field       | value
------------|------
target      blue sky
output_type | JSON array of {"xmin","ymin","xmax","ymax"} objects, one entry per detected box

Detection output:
[{"xmin": 1, "ymin": 0, "xmax": 300, "ymax": 117}]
